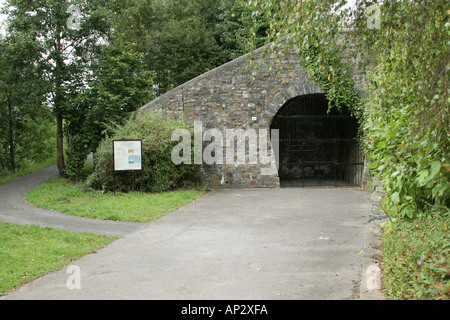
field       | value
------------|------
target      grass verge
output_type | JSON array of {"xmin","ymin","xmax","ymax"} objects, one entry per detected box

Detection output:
[
  {"xmin": 0, "ymin": 222, "xmax": 117, "ymax": 296},
  {"xmin": 381, "ymin": 210, "xmax": 450, "ymax": 300},
  {"xmin": 25, "ymin": 177, "xmax": 206, "ymax": 223},
  {"xmin": 0, "ymin": 157, "xmax": 57, "ymax": 186},
  {"xmin": 1, "ymin": 160, "xmax": 204, "ymax": 296}
]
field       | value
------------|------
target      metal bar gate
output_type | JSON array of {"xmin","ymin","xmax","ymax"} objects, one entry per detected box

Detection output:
[{"xmin": 271, "ymin": 94, "xmax": 364, "ymax": 188}]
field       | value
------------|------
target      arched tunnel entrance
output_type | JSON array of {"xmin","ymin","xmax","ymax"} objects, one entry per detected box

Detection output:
[{"xmin": 270, "ymin": 93, "xmax": 364, "ymax": 187}]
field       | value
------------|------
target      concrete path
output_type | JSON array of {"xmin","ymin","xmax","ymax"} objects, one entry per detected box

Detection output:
[
  {"xmin": 1, "ymin": 180, "xmax": 374, "ymax": 300},
  {"xmin": 0, "ymin": 164, "xmax": 146, "ymax": 237}
]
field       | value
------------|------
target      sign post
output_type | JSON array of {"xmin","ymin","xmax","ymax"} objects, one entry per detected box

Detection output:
[{"xmin": 113, "ymin": 139, "xmax": 143, "ymax": 194}]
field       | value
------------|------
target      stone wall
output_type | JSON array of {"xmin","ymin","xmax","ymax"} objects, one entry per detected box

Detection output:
[{"xmin": 138, "ymin": 39, "xmax": 364, "ymax": 188}]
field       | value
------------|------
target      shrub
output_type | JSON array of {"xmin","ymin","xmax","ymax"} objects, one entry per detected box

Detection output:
[
  {"xmin": 382, "ymin": 209, "xmax": 450, "ymax": 300},
  {"xmin": 86, "ymin": 112, "xmax": 201, "ymax": 193}
]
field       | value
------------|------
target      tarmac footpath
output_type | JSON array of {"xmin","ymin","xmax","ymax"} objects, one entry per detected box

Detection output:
[
  {"xmin": 0, "ymin": 164, "xmax": 146, "ymax": 237},
  {"xmin": 1, "ymin": 182, "xmax": 377, "ymax": 300}
]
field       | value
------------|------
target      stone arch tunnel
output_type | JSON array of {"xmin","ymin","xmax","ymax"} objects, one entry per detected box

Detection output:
[{"xmin": 138, "ymin": 38, "xmax": 366, "ymax": 188}]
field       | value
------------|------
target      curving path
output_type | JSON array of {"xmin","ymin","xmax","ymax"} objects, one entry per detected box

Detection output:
[
  {"xmin": 0, "ymin": 164, "xmax": 146, "ymax": 237},
  {"xmin": 2, "ymin": 181, "xmax": 375, "ymax": 300}
]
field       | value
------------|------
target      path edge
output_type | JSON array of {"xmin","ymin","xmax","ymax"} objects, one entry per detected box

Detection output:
[{"xmin": 360, "ymin": 191, "xmax": 386, "ymax": 300}]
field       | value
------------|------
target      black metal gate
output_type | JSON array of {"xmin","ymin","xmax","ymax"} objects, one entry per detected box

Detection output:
[{"xmin": 271, "ymin": 94, "xmax": 364, "ymax": 188}]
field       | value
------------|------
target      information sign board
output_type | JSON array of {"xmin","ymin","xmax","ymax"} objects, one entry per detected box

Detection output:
[{"xmin": 113, "ymin": 140, "xmax": 142, "ymax": 171}]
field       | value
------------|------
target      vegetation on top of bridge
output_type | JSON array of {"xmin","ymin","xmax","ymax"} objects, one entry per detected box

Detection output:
[
  {"xmin": 250, "ymin": 0, "xmax": 448, "ymax": 220},
  {"xmin": 249, "ymin": 0, "xmax": 449, "ymax": 299}
]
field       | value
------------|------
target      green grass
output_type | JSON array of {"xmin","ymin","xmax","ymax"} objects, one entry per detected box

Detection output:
[
  {"xmin": 1, "ymin": 159, "xmax": 204, "ymax": 296},
  {"xmin": 381, "ymin": 210, "xmax": 450, "ymax": 300},
  {"xmin": 26, "ymin": 178, "xmax": 206, "ymax": 223},
  {"xmin": 0, "ymin": 222, "xmax": 117, "ymax": 296},
  {"xmin": 0, "ymin": 157, "xmax": 57, "ymax": 186}
]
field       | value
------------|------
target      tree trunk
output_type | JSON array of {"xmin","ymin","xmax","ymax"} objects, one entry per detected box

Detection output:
[
  {"xmin": 7, "ymin": 96, "xmax": 15, "ymax": 173},
  {"xmin": 54, "ymin": 29, "xmax": 65, "ymax": 178},
  {"xmin": 56, "ymin": 112, "xmax": 65, "ymax": 177}
]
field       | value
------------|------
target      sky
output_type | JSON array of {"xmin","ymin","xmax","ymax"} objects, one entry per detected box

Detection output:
[{"xmin": 0, "ymin": 0, "xmax": 7, "ymax": 36}]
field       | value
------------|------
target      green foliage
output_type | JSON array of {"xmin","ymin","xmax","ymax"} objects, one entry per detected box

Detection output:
[
  {"xmin": 249, "ymin": 0, "xmax": 450, "ymax": 300},
  {"xmin": 63, "ymin": 39, "xmax": 155, "ymax": 180},
  {"xmin": 250, "ymin": 0, "xmax": 449, "ymax": 220},
  {"xmin": 87, "ymin": 112, "xmax": 201, "ymax": 193},
  {"xmin": 247, "ymin": 0, "xmax": 360, "ymax": 115},
  {"xmin": 252, "ymin": 1, "xmax": 449, "ymax": 299},
  {"xmin": 115, "ymin": 0, "xmax": 260, "ymax": 95},
  {"xmin": 0, "ymin": 33, "xmax": 54, "ymax": 173},
  {"xmin": 358, "ymin": 0, "xmax": 449, "ymax": 219},
  {"xmin": 3, "ymin": 0, "xmax": 127, "ymax": 177},
  {"xmin": 1, "ymin": 0, "xmax": 262, "ymax": 179},
  {"xmin": 382, "ymin": 211, "xmax": 450, "ymax": 300},
  {"xmin": 114, "ymin": 0, "xmax": 219, "ymax": 94},
  {"xmin": 215, "ymin": 0, "xmax": 269, "ymax": 59}
]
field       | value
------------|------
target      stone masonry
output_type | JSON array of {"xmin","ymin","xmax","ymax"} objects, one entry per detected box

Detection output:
[{"xmin": 138, "ymin": 38, "xmax": 364, "ymax": 188}]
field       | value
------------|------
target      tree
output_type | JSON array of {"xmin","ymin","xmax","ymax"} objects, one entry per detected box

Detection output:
[
  {"xmin": 213, "ymin": 0, "xmax": 269, "ymax": 60},
  {"xmin": 0, "ymin": 33, "xmax": 51, "ymax": 173},
  {"xmin": 114, "ymin": 0, "xmax": 264, "ymax": 96},
  {"xmin": 3, "ymin": 0, "xmax": 123, "ymax": 177},
  {"xmin": 64, "ymin": 39, "xmax": 155, "ymax": 179}
]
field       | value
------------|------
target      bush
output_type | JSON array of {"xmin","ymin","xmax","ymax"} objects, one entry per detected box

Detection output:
[
  {"xmin": 382, "ymin": 209, "xmax": 450, "ymax": 300},
  {"xmin": 86, "ymin": 112, "xmax": 201, "ymax": 193}
]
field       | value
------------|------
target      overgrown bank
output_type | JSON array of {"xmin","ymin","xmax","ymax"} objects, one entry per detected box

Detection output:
[
  {"xmin": 382, "ymin": 212, "xmax": 449, "ymax": 299},
  {"xmin": 248, "ymin": 0, "xmax": 449, "ymax": 300}
]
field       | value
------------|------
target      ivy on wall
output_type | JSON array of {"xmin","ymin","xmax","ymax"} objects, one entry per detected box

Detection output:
[{"xmin": 247, "ymin": 0, "xmax": 449, "ymax": 219}]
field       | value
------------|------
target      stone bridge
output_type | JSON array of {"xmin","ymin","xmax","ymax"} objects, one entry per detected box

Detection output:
[{"xmin": 138, "ymin": 38, "xmax": 365, "ymax": 189}]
